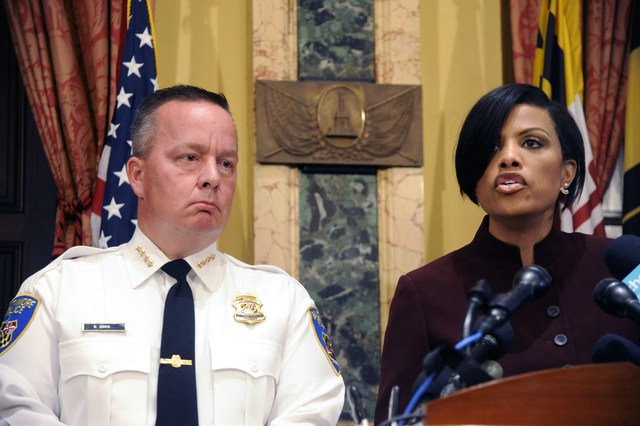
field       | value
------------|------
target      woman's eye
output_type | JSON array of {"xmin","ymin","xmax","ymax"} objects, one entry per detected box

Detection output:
[{"xmin": 523, "ymin": 138, "xmax": 542, "ymax": 148}]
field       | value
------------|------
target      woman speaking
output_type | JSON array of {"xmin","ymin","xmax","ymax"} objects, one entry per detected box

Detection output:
[{"xmin": 374, "ymin": 84, "xmax": 640, "ymax": 424}]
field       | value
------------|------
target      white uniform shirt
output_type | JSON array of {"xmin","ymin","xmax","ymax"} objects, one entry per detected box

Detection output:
[{"xmin": 0, "ymin": 229, "xmax": 345, "ymax": 425}]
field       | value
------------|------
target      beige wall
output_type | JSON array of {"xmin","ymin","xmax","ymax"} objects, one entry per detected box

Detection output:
[
  {"xmin": 421, "ymin": 1, "xmax": 503, "ymax": 262},
  {"xmin": 155, "ymin": 1, "xmax": 254, "ymax": 261},
  {"xmin": 155, "ymin": 0, "xmax": 503, "ymax": 264}
]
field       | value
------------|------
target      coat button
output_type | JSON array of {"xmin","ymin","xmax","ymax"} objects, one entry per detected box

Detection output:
[
  {"xmin": 554, "ymin": 334, "xmax": 568, "ymax": 346},
  {"xmin": 546, "ymin": 305, "xmax": 560, "ymax": 318}
]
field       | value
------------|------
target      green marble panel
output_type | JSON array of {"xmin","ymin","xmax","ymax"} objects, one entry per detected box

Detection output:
[
  {"xmin": 299, "ymin": 171, "xmax": 380, "ymax": 421},
  {"xmin": 297, "ymin": 0, "xmax": 375, "ymax": 81}
]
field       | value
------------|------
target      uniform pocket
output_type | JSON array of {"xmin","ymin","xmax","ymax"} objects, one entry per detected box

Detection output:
[
  {"xmin": 59, "ymin": 338, "xmax": 151, "ymax": 426},
  {"xmin": 210, "ymin": 339, "xmax": 282, "ymax": 425}
]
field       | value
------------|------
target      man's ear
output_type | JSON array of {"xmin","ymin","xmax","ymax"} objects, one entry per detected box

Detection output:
[{"xmin": 127, "ymin": 156, "xmax": 145, "ymax": 198}]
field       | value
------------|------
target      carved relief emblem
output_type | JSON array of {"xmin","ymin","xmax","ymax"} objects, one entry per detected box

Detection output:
[{"xmin": 256, "ymin": 80, "xmax": 422, "ymax": 167}]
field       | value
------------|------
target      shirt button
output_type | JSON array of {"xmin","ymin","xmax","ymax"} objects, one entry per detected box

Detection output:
[
  {"xmin": 98, "ymin": 363, "xmax": 108, "ymax": 373},
  {"xmin": 546, "ymin": 305, "xmax": 560, "ymax": 318},
  {"xmin": 554, "ymin": 334, "xmax": 568, "ymax": 346},
  {"xmin": 250, "ymin": 363, "xmax": 258, "ymax": 373}
]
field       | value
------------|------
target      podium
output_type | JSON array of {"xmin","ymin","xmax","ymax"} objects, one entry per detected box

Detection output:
[{"xmin": 424, "ymin": 362, "xmax": 640, "ymax": 425}]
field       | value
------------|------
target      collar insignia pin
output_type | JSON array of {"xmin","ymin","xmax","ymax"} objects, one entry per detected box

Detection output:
[
  {"xmin": 232, "ymin": 293, "xmax": 266, "ymax": 324},
  {"xmin": 135, "ymin": 246, "xmax": 153, "ymax": 267},
  {"xmin": 197, "ymin": 253, "xmax": 216, "ymax": 268}
]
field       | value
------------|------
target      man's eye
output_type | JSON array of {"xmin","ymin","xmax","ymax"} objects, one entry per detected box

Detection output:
[
  {"xmin": 184, "ymin": 154, "xmax": 197, "ymax": 161},
  {"xmin": 222, "ymin": 161, "xmax": 233, "ymax": 168}
]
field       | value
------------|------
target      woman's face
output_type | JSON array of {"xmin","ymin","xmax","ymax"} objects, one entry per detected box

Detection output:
[{"xmin": 475, "ymin": 104, "xmax": 576, "ymax": 221}]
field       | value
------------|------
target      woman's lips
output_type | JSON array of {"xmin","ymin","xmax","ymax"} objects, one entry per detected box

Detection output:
[{"xmin": 494, "ymin": 173, "xmax": 526, "ymax": 194}]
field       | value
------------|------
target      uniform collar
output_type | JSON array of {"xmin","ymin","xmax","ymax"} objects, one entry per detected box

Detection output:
[{"xmin": 124, "ymin": 227, "xmax": 225, "ymax": 292}]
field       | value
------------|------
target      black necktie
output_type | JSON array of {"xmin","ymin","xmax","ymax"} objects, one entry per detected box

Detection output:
[{"xmin": 156, "ymin": 259, "xmax": 198, "ymax": 426}]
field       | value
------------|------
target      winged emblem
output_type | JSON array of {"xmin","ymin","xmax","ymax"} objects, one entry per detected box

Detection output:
[{"xmin": 257, "ymin": 80, "xmax": 421, "ymax": 166}]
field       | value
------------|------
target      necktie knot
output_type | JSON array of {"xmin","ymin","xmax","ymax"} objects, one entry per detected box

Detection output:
[{"xmin": 161, "ymin": 259, "xmax": 191, "ymax": 282}]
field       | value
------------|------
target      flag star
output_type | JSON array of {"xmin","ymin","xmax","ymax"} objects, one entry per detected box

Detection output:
[
  {"xmin": 116, "ymin": 87, "xmax": 133, "ymax": 108},
  {"xmin": 103, "ymin": 197, "xmax": 125, "ymax": 219},
  {"xmin": 136, "ymin": 27, "xmax": 153, "ymax": 48},
  {"xmin": 131, "ymin": 219, "xmax": 138, "ymax": 227},
  {"xmin": 150, "ymin": 77, "xmax": 158, "ymax": 91},
  {"xmin": 113, "ymin": 164, "xmax": 130, "ymax": 186},
  {"xmin": 98, "ymin": 231, "xmax": 112, "ymax": 248},
  {"xmin": 123, "ymin": 55, "xmax": 144, "ymax": 78},
  {"xmin": 108, "ymin": 122, "xmax": 120, "ymax": 138}
]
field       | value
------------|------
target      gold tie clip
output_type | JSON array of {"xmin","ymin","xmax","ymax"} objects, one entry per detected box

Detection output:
[{"xmin": 159, "ymin": 354, "xmax": 193, "ymax": 368}]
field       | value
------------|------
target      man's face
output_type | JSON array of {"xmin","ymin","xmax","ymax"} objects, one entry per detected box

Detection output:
[{"xmin": 128, "ymin": 100, "xmax": 238, "ymax": 253}]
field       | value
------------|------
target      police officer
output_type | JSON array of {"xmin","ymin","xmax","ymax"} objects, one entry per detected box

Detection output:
[{"xmin": 0, "ymin": 85, "xmax": 345, "ymax": 425}]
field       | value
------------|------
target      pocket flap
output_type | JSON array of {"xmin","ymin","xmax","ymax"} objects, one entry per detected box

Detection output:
[
  {"xmin": 210, "ymin": 339, "xmax": 282, "ymax": 380},
  {"xmin": 60, "ymin": 338, "xmax": 150, "ymax": 381}
]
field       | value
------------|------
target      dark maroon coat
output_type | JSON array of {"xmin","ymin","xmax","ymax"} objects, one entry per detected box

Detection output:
[{"xmin": 374, "ymin": 217, "xmax": 639, "ymax": 424}]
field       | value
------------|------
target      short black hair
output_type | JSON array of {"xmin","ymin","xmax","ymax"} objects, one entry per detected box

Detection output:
[
  {"xmin": 454, "ymin": 83, "xmax": 585, "ymax": 210},
  {"xmin": 130, "ymin": 84, "xmax": 232, "ymax": 158}
]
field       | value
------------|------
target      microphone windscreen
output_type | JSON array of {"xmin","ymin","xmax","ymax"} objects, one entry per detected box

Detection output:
[
  {"xmin": 604, "ymin": 234, "xmax": 640, "ymax": 280},
  {"xmin": 592, "ymin": 333, "xmax": 640, "ymax": 366}
]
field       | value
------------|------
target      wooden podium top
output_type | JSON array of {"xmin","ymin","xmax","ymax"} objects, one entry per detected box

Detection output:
[{"xmin": 424, "ymin": 362, "xmax": 640, "ymax": 425}]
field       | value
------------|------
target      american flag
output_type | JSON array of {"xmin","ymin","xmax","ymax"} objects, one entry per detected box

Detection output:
[{"xmin": 91, "ymin": 0, "xmax": 158, "ymax": 248}]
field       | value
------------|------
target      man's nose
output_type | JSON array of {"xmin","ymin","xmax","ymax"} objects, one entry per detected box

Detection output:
[{"xmin": 198, "ymin": 159, "xmax": 220, "ymax": 189}]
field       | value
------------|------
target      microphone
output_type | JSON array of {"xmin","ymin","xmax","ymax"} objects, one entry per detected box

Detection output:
[
  {"xmin": 387, "ymin": 385, "xmax": 400, "ymax": 422},
  {"xmin": 463, "ymin": 279, "xmax": 494, "ymax": 344},
  {"xmin": 593, "ymin": 278, "xmax": 640, "ymax": 325},
  {"xmin": 477, "ymin": 264, "xmax": 551, "ymax": 334},
  {"xmin": 414, "ymin": 317, "xmax": 514, "ymax": 399},
  {"xmin": 604, "ymin": 234, "xmax": 640, "ymax": 299},
  {"xmin": 346, "ymin": 385, "xmax": 369, "ymax": 426},
  {"xmin": 470, "ymin": 318, "xmax": 514, "ymax": 363},
  {"xmin": 467, "ymin": 279, "xmax": 495, "ymax": 308},
  {"xmin": 592, "ymin": 333, "xmax": 640, "ymax": 366},
  {"xmin": 469, "ymin": 320, "xmax": 513, "ymax": 382}
]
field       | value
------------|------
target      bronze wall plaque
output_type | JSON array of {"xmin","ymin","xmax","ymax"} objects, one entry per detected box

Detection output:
[{"xmin": 255, "ymin": 80, "xmax": 423, "ymax": 167}]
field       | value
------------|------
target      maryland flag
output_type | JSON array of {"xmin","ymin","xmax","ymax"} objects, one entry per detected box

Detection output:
[
  {"xmin": 533, "ymin": 0, "xmax": 605, "ymax": 235},
  {"xmin": 623, "ymin": 3, "xmax": 640, "ymax": 236}
]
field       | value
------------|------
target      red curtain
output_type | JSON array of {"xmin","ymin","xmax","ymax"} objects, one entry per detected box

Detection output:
[
  {"xmin": 509, "ymin": 0, "xmax": 632, "ymax": 199},
  {"xmin": 3, "ymin": 0, "xmax": 125, "ymax": 255},
  {"xmin": 509, "ymin": 0, "xmax": 541, "ymax": 84},
  {"xmin": 584, "ymin": 0, "xmax": 632, "ymax": 195}
]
